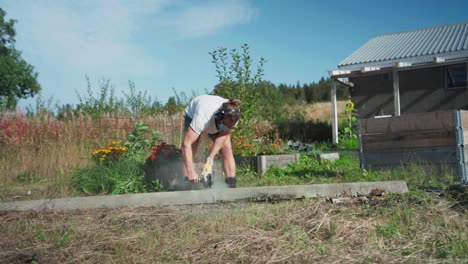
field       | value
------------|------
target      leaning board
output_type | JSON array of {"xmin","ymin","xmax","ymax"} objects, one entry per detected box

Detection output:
[{"xmin": 357, "ymin": 110, "xmax": 468, "ymax": 183}]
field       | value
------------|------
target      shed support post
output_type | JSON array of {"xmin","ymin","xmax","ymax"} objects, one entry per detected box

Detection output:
[
  {"xmin": 393, "ymin": 70, "xmax": 401, "ymax": 116},
  {"xmin": 331, "ymin": 79, "xmax": 338, "ymax": 144}
]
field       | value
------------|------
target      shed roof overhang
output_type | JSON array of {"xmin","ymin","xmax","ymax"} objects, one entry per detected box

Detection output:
[
  {"xmin": 329, "ymin": 53, "xmax": 468, "ymax": 79},
  {"xmin": 327, "ymin": 53, "xmax": 468, "ymax": 144}
]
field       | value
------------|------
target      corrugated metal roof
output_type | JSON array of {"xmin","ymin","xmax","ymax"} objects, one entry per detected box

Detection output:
[{"xmin": 338, "ymin": 22, "xmax": 468, "ymax": 70}]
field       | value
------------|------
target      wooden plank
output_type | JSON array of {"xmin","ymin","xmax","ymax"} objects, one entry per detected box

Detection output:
[
  {"xmin": 361, "ymin": 146, "xmax": 458, "ymax": 166},
  {"xmin": 361, "ymin": 129, "xmax": 456, "ymax": 150},
  {"xmin": 359, "ymin": 111, "xmax": 455, "ymax": 134},
  {"xmin": 361, "ymin": 66, "xmax": 380, "ymax": 72},
  {"xmin": 367, "ymin": 163, "xmax": 459, "ymax": 176},
  {"xmin": 328, "ymin": 69, "xmax": 351, "ymax": 77}
]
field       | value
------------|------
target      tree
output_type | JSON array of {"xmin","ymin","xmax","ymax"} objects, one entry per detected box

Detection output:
[
  {"xmin": 0, "ymin": 8, "xmax": 41, "ymax": 110},
  {"xmin": 210, "ymin": 43, "xmax": 266, "ymax": 123}
]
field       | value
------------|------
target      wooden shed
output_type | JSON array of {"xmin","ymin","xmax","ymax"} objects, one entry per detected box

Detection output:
[{"xmin": 328, "ymin": 22, "xmax": 468, "ymax": 182}]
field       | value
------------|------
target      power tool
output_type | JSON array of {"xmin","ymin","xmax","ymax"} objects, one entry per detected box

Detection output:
[{"xmin": 200, "ymin": 162, "xmax": 213, "ymax": 188}]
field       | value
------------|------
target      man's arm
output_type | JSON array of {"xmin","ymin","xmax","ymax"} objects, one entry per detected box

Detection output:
[{"xmin": 182, "ymin": 127, "xmax": 200, "ymax": 182}]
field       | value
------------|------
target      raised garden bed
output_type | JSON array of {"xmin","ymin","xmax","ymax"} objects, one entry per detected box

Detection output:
[{"xmin": 235, "ymin": 153, "xmax": 301, "ymax": 174}]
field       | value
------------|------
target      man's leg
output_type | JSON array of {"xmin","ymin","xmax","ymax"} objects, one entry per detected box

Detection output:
[
  {"xmin": 182, "ymin": 116, "xmax": 200, "ymax": 177},
  {"xmin": 219, "ymin": 134, "xmax": 237, "ymax": 188}
]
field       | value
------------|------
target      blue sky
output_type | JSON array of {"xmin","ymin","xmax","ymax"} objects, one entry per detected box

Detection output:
[{"xmin": 1, "ymin": 0, "xmax": 468, "ymax": 108}]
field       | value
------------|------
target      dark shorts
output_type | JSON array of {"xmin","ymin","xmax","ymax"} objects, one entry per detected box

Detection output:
[{"xmin": 184, "ymin": 115, "xmax": 192, "ymax": 132}]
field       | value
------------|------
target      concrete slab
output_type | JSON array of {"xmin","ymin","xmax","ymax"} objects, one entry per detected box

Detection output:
[
  {"xmin": 318, "ymin": 152, "xmax": 340, "ymax": 163},
  {"xmin": 0, "ymin": 181, "xmax": 408, "ymax": 212}
]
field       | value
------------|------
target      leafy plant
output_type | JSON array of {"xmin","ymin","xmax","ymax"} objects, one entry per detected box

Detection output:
[
  {"xmin": 17, "ymin": 172, "xmax": 36, "ymax": 183},
  {"xmin": 124, "ymin": 122, "xmax": 160, "ymax": 160},
  {"xmin": 210, "ymin": 44, "xmax": 268, "ymax": 147},
  {"xmin": 72, "ymin": 122, "xmax": 163, "ymax": 195},
  {"xmin": 72, "ymin": 158, "xmax": 147, "ymax": 195},
  {"xmin": 338, "ymin": 101, "xmax": 358, "ymax": 148}
]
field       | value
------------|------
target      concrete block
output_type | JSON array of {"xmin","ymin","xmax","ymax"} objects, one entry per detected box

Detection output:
[
  {"xmin": 257, "ymin": 153, "xmax": 300, "ymax": 174},
  {"xmin": 317, "ymin": 152, "xmax": 339, "ymax": 163},
  {"xmin": 0, "ymin": 181, "xmax": 408, "ymax": 211}
]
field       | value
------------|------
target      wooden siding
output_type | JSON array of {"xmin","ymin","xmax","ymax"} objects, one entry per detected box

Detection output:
[
  {"xmin": 358, "ymin": 110, "xmax": 468, "ymax": 182},
  {"xmin": 350, "ymin": 66, "xmax": 468, "ymax": 119},
  {"xmin": 359, "ymin": 111, "xmax": 456, "ymax": 150}
]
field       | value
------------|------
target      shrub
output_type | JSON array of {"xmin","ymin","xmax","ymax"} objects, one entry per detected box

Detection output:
[
  {"xmin": 72, "ymin": 158, "xmax": 153, "ymax": 195},
  {"xmin": 124, "ymin": 121, "xmax": 160, "ymax": 160},
  {"xmin": 72, "ymin": 121, "xmax": 163, "ymax": 195}
]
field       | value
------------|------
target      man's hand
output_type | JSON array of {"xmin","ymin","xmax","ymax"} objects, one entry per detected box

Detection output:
[{"xmin": 185, "ymin": 169, "xmax": 199, "ymax": 184}]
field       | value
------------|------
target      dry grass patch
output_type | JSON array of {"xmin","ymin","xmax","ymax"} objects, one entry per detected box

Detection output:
[
  {"xmin": 0, "ymin": 113, "xmax": 186, "ymax": 202},
  {"xmin": 284, "ymin": 101, "xmax": 348, "ymax": 122},
  {"xmin": 1, "ymin": 196, "xmax": 466, "ymax": 263}
]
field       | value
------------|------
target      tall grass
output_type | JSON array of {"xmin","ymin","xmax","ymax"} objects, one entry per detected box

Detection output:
[{"xmin": 0, "ymin": 111, "xmax": 186, "ymax": 200}]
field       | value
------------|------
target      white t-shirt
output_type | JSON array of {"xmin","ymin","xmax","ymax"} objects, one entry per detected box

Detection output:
[{"xmin": 184, "ymin": 95, "xmax": 228, "ymax": 135}]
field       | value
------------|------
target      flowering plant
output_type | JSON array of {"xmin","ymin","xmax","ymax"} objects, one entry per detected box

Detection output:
[
  {"xmin": 146, "ymin": 142, "xmax": 181, "ymax": 162},
  {"xmin": 91, "ymin": 141, "xmax": 128, "ymax": 164},
  {"xmin": 232, "ymin": 134, "xmax": 284, "ymax": 156},
  {"xmin": 232, "ymin": 135, "xmax": 257, "ymax": 156},
  {"xmin": 258, "ymin": 142, "xmax": 283, "ymax": 155},
  {"xmin": 338, "ymin": 101, "xmax": 358, "ymax": 148}
]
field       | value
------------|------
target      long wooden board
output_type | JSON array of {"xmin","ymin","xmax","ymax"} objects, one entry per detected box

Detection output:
[
  {"xmin": 361, "ymin": 129, "xmax": 456, "ymax": 150},
  {"xmin": 359, "ymin": 111, "xmax": 456, "ymax": 135},
  {"xmin": 360, "ymin": 146, "xmax": 458, "ymax": 166}
]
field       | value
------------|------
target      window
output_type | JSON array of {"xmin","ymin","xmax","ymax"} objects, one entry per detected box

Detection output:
[{"xmin": 446, "ymin": 64, "xmax": 467, "ymax": 89}]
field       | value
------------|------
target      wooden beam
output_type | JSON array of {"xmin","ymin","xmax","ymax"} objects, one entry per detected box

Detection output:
[
  {"xmin": 361, "ymin": 66, "xmax": 380, "ymax": 73},
  {"xmin": 395, "ymin": 61, "xmax": 412, "ymax": 68},
  {"xmin": 328, "ymin": 69, "xmax": 351, "ymax": 77},
  {"xmin": 336, "ymin": 78, "xmax": 354, "ymax": 87},
  {"xmin": 433, "ymin": 57, "xmax": 445, "ymax": 63},
  {"xmin": 331, "ymin": 80, "xmax": 338, "ymax": 144},
  {"xmin": 393, "ymin": 70, "xmax": 401, "ymax": 116}
]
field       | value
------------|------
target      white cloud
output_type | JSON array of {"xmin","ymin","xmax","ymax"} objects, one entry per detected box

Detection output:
[
  {"xmin": 159, "ymin": 0, "xmax": 257, "ymax": 38},
  {"xmin": 0, "ymin": 0, "xmax": 256, "ymax": 105},
  {"xmin": 4, "ymin": 0, "xmax": 168, "ymax": 76}
]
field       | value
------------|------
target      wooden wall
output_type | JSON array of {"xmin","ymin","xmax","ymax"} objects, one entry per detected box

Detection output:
[
  {"xmin": 358, "ymin": 110, "xmax": 468, "ymax": 182},
  {"xmin": 350, "ymin": 65, "xmax": 468, "ymax": 119}
]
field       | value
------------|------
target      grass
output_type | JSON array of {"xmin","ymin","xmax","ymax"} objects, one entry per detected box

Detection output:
[
  {"xmin": 238, "ymin": 151, "xmax": 459, "ymax": 188},
  {"xmin": 0, "ymin": 195, "xmax": 466, "ymax": 263}
]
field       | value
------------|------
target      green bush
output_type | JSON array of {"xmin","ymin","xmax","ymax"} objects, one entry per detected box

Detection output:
[
  {"xmin": 72, "ymin": 122, "xmax": 163, "ymax": 195},
  {"xmin": 72, "ymin": 158, "xmax": 147, "ymax": 195}
]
